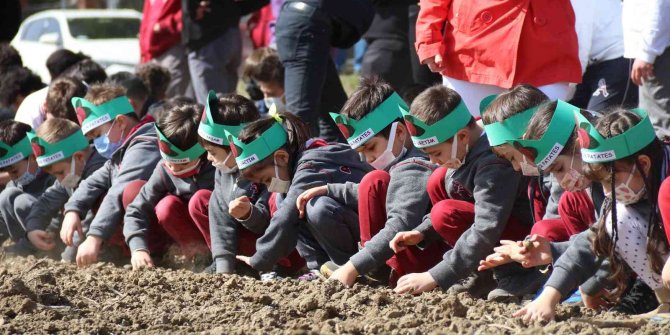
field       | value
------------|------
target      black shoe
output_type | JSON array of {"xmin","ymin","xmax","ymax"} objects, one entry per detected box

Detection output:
[
  {"xmin": 448, "ymin": 270, "xmax": 497, "ymax": 299},
  {"xmin": 4, "ymin": 238, "xmax": 36, "ymax": 256},
  {"xmin": 609, "ymin": 278, "xmax": 659, "ymax": 314},
  {"xmin": 201, "ymin": 261, "xmax": 216, "ymax": 274},
  {"xmin": 488, "ymin": 267, "xmax": 548, "ymax": 303}
]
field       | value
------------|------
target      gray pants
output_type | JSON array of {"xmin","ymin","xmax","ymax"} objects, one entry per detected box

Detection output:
[
  {"xmin": 640, "ymin": 47, "xmax": 670, "ymax": 138},
  {"xmin": 153, "ymin": 44, "xmax": 194, "ymax": 99},
  {"xmin": 0, "ymin": 186, "xmax": 36, "ymax": 241},
  {"xmin": 187, "ymin": 27, "xmax": 242, "ymax": 104},
  {"xmin": 299, "ymin": 196, "xmax": 360, "ymax": 270}
]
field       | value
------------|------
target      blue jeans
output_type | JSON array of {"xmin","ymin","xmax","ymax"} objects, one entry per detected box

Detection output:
[{"xmin": 275, "ymin": 0, "xmax": 346, "ymax": 142}]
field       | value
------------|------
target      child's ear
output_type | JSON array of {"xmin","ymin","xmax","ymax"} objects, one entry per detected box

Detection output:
[
  {"xmin": 274, "ymin": 150, "xmax": 290, "ymax": 167},
  {"xmin": 638, "ymin": 154, "xmax": 652, "ymax": 176},
  {"xmin": 396, "ymin": 122, "xmax": 408, "ymax": 144},
  {"xmin": 456, "ymin": 128, "xmax": 469, "ymax": 144}
]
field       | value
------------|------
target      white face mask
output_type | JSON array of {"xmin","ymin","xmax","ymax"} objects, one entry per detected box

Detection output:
[
  {"xmin": 264, "ymin": 96, "xmax": 286, "ymax": 112},
  {"xmin": 370, "ymin": 122, "xmax": 406, "ymax": 170},
  {"xmin": 444, "ymin": 134, "xmax": 468, "ymax": 170},
  {"xmin": 520, "ymin": 155, "xmax": 540, "ymax": 176},
  {"xmin": 15, "ymin": 159, "xmax": 37, "ymax": 186},
  {"xmin": 61, "ymin": 156, "xmax": 82, "ymax": 189},
  {"xmin": 212, "ymin": 152, "xmax": 238, "ymax": 174},
  {"xmin": 268, "ymin": 156, "xmax": 290, "ymax": 193},
  {"xmin": 614, "ymin": 164, "xmax": 646, "ymax": 205},
  {"xmin": 559, "ymin": 149, "xmax": 588, "ymax": 192}
]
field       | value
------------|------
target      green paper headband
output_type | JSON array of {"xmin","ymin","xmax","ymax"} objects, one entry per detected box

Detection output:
[
  {"xmin": 329, "ymin": 92, "xmax": 406, "ymax": 149},
  {"xmin": 28, "ymin": 130, "xmax": 89, "ymax": 167},
  {"xmin": 197, "ymin": 91, "xmax": 245, "ymax": 146},
  {"xmin": 511, "ymin": 100, "xmax": 579, "ymax": 170},
  {"xmin": 155, "ymin": 125, "xmax": 206, "ymax": 164},
  {"xmin": 479, "ymin": 94, "xmax": 497, "ymax": 115},
  {"xmin": 484, "ymin": 105, "xmax": 539, "ymax": 147},
  {"xmin": 0, "ymin": 135, "xmax": 33, "ymax": 168},
  {"xmin": 72, "ymin": 96, "xmax": 134, "ymax": 134},
  {"xmin": 576, "ymin": 108, "xmax": 656, "ymax": 163},
  {"xmin": 225, "ymin": 121, "xmax": 288, "ymax": 170},
  {"xmin": 399, "ymin": 100, "xmax": 472, "ymax": 148}
]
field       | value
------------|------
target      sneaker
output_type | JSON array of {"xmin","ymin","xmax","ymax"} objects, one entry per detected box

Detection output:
[
  {"xmin": 610, "ymin": 278, "xmax": 658, "ymax": 314},
  {"xmin": 298, "ymin": 269, "xmax": 323, "ymax": 281},
  {"xmin": 448, "ymin": 270, "xmax": 496, "ymax": 299},
  {"xmin": 487, "ymin": 267, "xmax": 548, "ymax": 303},
  {"xmin": 260, "ymin": 272, "xmax": 280, "ymax": 281},
  {"xmin": 201, "ymin": 262, "xmax": 216, "ymax": 274},
  {"xmin": 320, "ymin": 261, "xmax": 340, "ymax": 279}
]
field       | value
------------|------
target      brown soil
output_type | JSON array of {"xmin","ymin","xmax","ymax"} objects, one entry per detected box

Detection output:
[{"xmin": 1, "ymin": 255, "xmax": 669, "ymax": 334}]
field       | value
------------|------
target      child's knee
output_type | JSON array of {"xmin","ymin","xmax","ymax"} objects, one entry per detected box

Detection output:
[
  {"xmin": 0, "ymin": 187, "xmax": 22, "ymax": 207},
  {"xmin": 122, "ymin": 180, "xmax": 147, "ymax": 209},
  {"xmin": 430, "ymin": 200, "xmax": 472, "ymax": 231},
  {"xmin": 155, "ymin": 195, "xmax": 184, "ymax": 223},
  {"xmin": 427, "ymin": 167, "xmax": 448, "ymax": 201},
  {"xmin": 188, "ymin": 189, "xmax": 211, "ymax": 214},
  {"xmin": 360, "ymin": 170, "xmax": 391, "ymax": 193}
]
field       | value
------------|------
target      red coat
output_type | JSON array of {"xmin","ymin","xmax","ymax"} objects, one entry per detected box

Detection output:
[
  {"xmin": 415, "ymin": 0, "xmax": 582, "ymax": 88},
  {"xmin": 139, "ymin": 0, "xmax": 183, "ymax": 62}
]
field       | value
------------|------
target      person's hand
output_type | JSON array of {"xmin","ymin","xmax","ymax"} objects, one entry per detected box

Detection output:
[
  {"xmin": 580, "ymin": 287, "xmax": 612, "ymax": 310},
  {"xmin": 131, "ymin": 250, "xmax": 154, "ymax": 270},
  {"xmin": 295, "ymin": 186, "xmax": 327, "ymax": 218},
  {"xmin": 394, "ymin": 272, "xmax": 438, "ymax": 295},
  {"xmin": 195, "ymin": 0, "xmax": 211, "ymax": 20},
  {"xmin": 27, "ymin": 230, "xmax": 56, "ymax": 251},
  {"xmin": 76, "ymin": 236, "xmax": 103, "ymax": 267},
  {"xmin": 60, "ymin": 211, "xmax": 83, "ymax": 247},
  {"xmin": 236, "ymin": 255, "xmax": 252, "ymax": 267},
  {"xmin": 389, "ymin": 231, "xmax": 424, "ymax": 253},
  {"xmin": 329, "ymin": 262, "xmax": 359, "ymax": 287},
  {"xmin": 229, "ymin": 196, "xmax": 252, "ymax": 220},
  {"xmin": 631, "ymin": 59, "xmax": 654, "ymax": 85},
  {"xmin": 513, "ymin": 286, "xmax": 562, "ymax": 323},
  {"xmin": 422, "ymin": 54, "xmax": 447, "ymax": 73},
  {"xmin": 663, "ymin": 257, "xmax": 670, "ymax": 290}
]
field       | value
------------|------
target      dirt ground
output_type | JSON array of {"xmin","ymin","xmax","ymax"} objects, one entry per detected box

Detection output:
[{"xmin": 1, "ymin": 255, "xmax": 669, "ymax": 334}]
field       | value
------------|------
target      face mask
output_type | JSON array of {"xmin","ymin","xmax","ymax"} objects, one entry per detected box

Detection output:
[
  {"xmin": 15, "ymin": 159, "xmax": 37, "ymax": 186},
  {"xmin": 520, "ymin": 155, "xmax": 540, "ymax": 177},
  {"xmin": 370, "ymin": 122, "xmax": 406, "ymax": 170},
  {"xmin": 94, "ymin": 120, "xmax": 125, "ymax": 159},
  {"xmin": 212, "ymin": 152, "xmax": 238, "ymax": 174},
  {"xmin": 443, "ymin": 134, "xmax": 468, "ymax": 170},
  {"xmin": 614, "ymin": 164, "xmax": 646, "ymax": 205},
  {"xmin": 264, "ymin": 96, "xmax": 286, "ymax": 112},
  {"xmin": 559, "ymin": 149, "xmax": 588, "ymax": 192},
  {"xmin": 61, "ymin": 156, "xmax": 82, "ymax": 189},
  {"xmin": 268, "ymin": 156, "xmax": 290, "ymax": 193},
  {"xmin": 165, "ymin": 159, "xmax": 201, "ymax": 178}
]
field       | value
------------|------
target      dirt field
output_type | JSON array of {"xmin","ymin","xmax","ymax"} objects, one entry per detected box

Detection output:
[{"xmin": 1, "ymin": 255, "xmax": 669, "ymax": 334}]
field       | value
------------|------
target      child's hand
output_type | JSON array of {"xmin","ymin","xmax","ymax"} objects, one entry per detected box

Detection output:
[
  {"xmin": 229, "ymin": 196, "xmax": 252, "ymax": 220},
  {"xmin": 580, "ymin": 287, "xmax": 612, "ymax": 310},
  {"xmin": 394, "ymin": 272, "xmax": 438, "ymax": 295},
  {"xmin": 295, "ymin": 186, "xmax": 328, "ymax": 219},
  {"xmin": 131, "ymin": 250, "xmax": 154, "ymax": 270},
  {"xmin": 480, "ymin": 234, "xmax": 552, "ymax": 271},
  {"xmin": 60, "ymin": 211, "xmax": 84, "ymax": 247},
  {"xmin": 513, "ymin": 286, "xmax": 562, "ymax": 323},
  {"xmin": 76, "ymin": 236, "xmax": 103, "ymax": 267},
  {"xmin": 389, "ymin": 231, "xmax": 424, "ymax": 253},
  {"xmin": 236, "ymin": 255, "xmax": 252, "ymax": 267},
  {"xmin": 423, "ymin": 54, "xmax": 447, "ymax": 73},
  {"xmin": 27, "ymin": 230, "xmax": 56, "ymax": 251},
  {"xmin": 329, "ymin": 262, "xmax": 359, "ymax": 287},
  {"xmin": 663, "ymin": 257, "xmax": 670, "ymax": 290}
]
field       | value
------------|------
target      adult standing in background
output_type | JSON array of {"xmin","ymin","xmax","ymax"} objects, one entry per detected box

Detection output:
[
  {"xmin": 275, "ymin": 0, "xmax": 374, "ymax": 141},
  {"xmin": 0, "ymin": 0, "xmax": 21, "ymax": 42},
  {"xmin": 140, "ymin": 0, "xmax": 193, "ymax": 99},
  {"xmin": 182, "ymin": 0, "xmax": 269, "ymax": 104},
  {"xmin": 415, "ymin": 0, "xmax": 581, "ymax": 116},
  {"xmin": 624, "ymin": 0, "xmax": 670, "ymax": 137}
]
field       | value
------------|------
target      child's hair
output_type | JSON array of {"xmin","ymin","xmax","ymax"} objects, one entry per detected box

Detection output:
[
  {"xmin": 62, "ymin": 59, "xmax": 107, "ymax": 85},
  {"xmin": 587, "ymin": 108, "xmax": 668, "ymax": 298},
  {"xmin": 481, "ymin": 84, "xmax": 549, "ymax": 125},
  {"xmin": 0, "ymin": 67, "xmax": 45, "ymax": 108},
  {"xmin": 136, "ymin": 63, "xmax": 171, "ymax": 101},
  {"xmin": 0, "ymin": 43, "xmax": 22, "ymax": 72},
  {"xmin": 84, "ymin": 83, "xmax": 138, "ymax": 120},
  {"xmin": 0, "ymin": 120, "xmax": 32, "ymax": 148},
  {"xmin": 410, "ymin": 84, "xmax": 474, "ymax": 141},
  {"xmin": 158, "ymin": 104, "xmax": 202, "ymax": 152},
  {"xmin": 400, "ymin": 83, "xmax": 430, "ymax": 106},
  {"xmin": 340, "ymin": 76, "xmax": 403, "ymax": 139},
  {"xmin": 46, "ymin": 77, "xmax": 87, "ymax": 122},
  {"xmin": 243, "ymin": 47, "xmax": 284, "ymax": 84},
  {"xmin": 153, "ymin": 96, "xmax": 196, "ymax": 121},
  {"xmin": 524, "ymin": 101, "xmax": 597, "ymax": 156},
  {"xmin": 46, "ymin": 49, "xmax": 88, "ymax": 80},
  {"xmin": 109, "ymin": 75, "xmax": 149, "ymax": 107},
  {"xmin": 199, "ymin": 94, "xmax": 261, "ymax": 148},
  {"xmin": 36, "ymin": 117, "xmax": 82, "ymax": 144},
  {"xmin": 237, "ymin": 112, "xmax": 310, "ymax": 172}
]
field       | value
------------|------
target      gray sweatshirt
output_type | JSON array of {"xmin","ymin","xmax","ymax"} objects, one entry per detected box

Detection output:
[
  {"xmin": 415, "ymin": 134, "xmax": 533, "ymax": 289},
  {"xmin": 64, "ymin": 122, "xmax": 162, "ymax": 240},
  {"xmin": 209, "ymin": 169, "xmax": 271, "ymax": 273},
  {"xmin": 327, "ymin": 146, "xmax": 436, "ymax": 275},
  {"xmin": 124, "ymin": 160, "xmax": 215, "ymax": 252},
  {"xmin": 25, "ymin": 149, "xmax": 107, "ymax": 233},
  {"xmin": 249, "ymin": 143, "xmax": 373, "ymax": 271}
]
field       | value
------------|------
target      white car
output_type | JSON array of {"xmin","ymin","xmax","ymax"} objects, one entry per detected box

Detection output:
[{"xmin": 11, "ymin": 9, "xmax": 142, "ymax": 83}]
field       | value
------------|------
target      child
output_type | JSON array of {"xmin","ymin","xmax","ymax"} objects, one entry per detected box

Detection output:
[
  {"xmin": 388, "ymin": 85, "xmax": 532, "ymax": 297},
  {"xmin": 229, "ymin": 112, "xmax": 372, "ymax": 279},
  {"xmin": 0, "ymin": 120, "xmax": 54, "ymax": 252},
  {"xmin": 297, "ymin": 77, "xmax": 443, "ymax": 286},
  {"xmin": 486, "ymin": 108, "xmax": 670, "ymax": 322},
  {"xmin": 63, "ymin": 83, "xmax": 162, "ymax": 267},
  {"xmin": 242, "ymin": 48, "xmax": 285, "ymax": 112},
  {"xmin": 45, "ymin": 77, "xmax": 87, "ymax": 122},
  {"xmin": 24, "ymin": 118, "xmax": 106, "ymax": 261}
]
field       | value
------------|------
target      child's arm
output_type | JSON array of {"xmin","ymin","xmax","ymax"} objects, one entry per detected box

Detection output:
[
  {"xmin": 236, "ymin": 188, "xmax": 271, "ymax": 234},
  {"xmin": 326, "ymin": 182, "xmax": 360, "ymax": 211},
  {"xmin": 209, "ymin": 181, "xmax": 239, "ymax": 274},
  {"xmin": 63, "ymin": 161, "xmax": 112, "ymax": 221},
  {"xmin": 25, "ymin": 182, "xmax": 69, "ymax": 251}
]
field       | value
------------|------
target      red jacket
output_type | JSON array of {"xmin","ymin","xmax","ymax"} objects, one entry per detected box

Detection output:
[
  {"xmin": 415, "ymin": 0, "xmax": 582, "ymax": 88},
  {"xmin": 139, "ymin": 0, "xmax": 183, "ymax": 62}
]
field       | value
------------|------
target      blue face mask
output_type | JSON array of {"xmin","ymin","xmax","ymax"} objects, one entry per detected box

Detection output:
[
  {"xmin": 15, "ymin": 159, "xmax": 38, "ymax": 186},
  {"xmin": 94, "ymin": 120, "xmax": 125, "ymax": 159}
]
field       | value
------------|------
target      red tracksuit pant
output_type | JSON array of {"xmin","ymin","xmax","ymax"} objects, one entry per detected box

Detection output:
[{"xmin": 530, "ymin": 189, "xmax": 596, "ymax": 242}]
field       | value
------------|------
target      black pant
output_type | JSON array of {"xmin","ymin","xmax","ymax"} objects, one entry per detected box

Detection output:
[
  {"xmin": 408, "ymin": 4, "xmax": 441, "ymax": 87},
  {"xmin": 275, "ymin": 0, "xmax": 347, "ymax": 142},
  {"xmin": 570, "ymin": 57, "xmax": 638, "ymax": 112}
]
